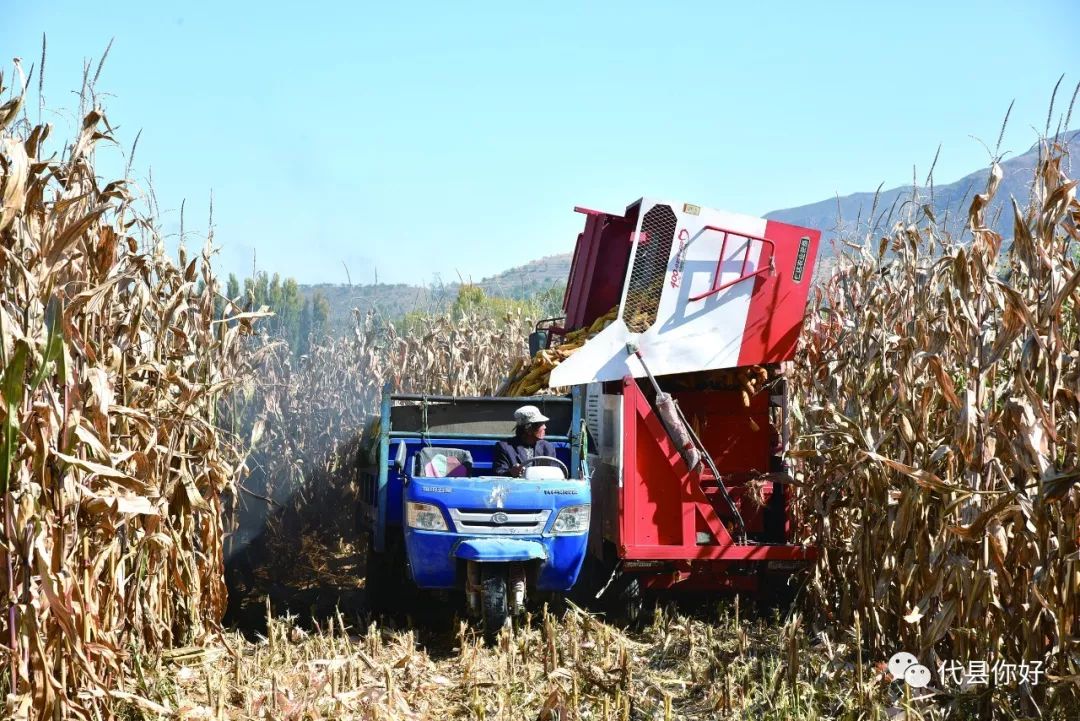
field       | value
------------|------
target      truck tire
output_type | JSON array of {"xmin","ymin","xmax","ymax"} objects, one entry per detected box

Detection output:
[
  {"xmin": 363, "ymin": 531, "xmax": 389, "ymax": 613},
  {"xmin": 364, "ymin": 531, "xmax": 411, "ymax": 616},
  {"xmin": 480, "ymin": 565, "xmax": 509, "ymax": 642}
]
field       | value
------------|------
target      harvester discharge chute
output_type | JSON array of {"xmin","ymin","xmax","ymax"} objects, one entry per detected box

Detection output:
[{"xmin": 549, "ymin": 199, "xmax": 820, "ymax": 388}]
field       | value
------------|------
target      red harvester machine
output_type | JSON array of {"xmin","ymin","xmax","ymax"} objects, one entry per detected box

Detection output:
[{"xmin": 539, "ymin": 197, "xmax": 821, "ymax": 612}]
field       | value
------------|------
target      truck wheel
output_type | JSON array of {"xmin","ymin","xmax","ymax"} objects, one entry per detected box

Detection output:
[
  {"xmin": 480, "ymin": 565, "xmax": 509, "ymax": 642},
  {"xmin": 363, "ymin": 532, "xmax": 389, "ymax": 613},
  {"xmin": 364, "ymin": 531, "xmax": 411, "ymax": 616}
]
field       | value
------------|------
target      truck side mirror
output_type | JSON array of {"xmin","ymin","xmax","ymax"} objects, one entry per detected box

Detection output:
[
  {"xmin": 528, "ymin": 330, "xmax": 548, "ymax": 357},
  {"xmin": 394, "ymin": 441, "xmax": 407, "ymax": 474}
]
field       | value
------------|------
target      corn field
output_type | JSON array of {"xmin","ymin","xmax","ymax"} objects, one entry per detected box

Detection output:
[
  {"xmin": 5, "ymin": 50, "xmax": 1080, "ymax": 718},
  {"xmin": 0, "ymin": 69, "xmax": 266, "ymax": 717},
  {"xmin": 789, "ymin": 137, "xmax": 1080, "ymax": 713},
  {"xmin": 230, "ymin": 307, "xmax": 535, "ymax": 484}
]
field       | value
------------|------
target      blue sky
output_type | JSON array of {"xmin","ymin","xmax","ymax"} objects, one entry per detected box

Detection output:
[{"xmin": 5, "ymin": 1, "xmax": 1078, "ymax": 285}]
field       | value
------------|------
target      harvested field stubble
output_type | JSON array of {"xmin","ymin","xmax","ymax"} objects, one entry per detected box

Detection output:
[
  {"xmin": 790, "ymin": 138, "xmax": 1080, "ymax": 712},
  {"xmin": 163, "ymin": 602, "xmax": 900, "ymax": 721}
]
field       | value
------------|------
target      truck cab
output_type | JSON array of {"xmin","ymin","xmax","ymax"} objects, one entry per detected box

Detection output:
[{"xmin": 358, "ymin": 391, "xmax": 591, "ymax": 637}]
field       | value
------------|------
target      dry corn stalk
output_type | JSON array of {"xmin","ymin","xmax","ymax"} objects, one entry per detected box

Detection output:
[
  {"xmin": 789, "ymin": 137, "xmax": 1080, "ymax": 709},
  {"xmin": 0, "ymin": 70, "xmax": 259, "ymax": 718}
]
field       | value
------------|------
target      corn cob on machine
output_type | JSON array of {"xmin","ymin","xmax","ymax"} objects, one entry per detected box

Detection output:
[{"xmin": 528, "ymin": 198, "xmax": 823, "ymax": 604}]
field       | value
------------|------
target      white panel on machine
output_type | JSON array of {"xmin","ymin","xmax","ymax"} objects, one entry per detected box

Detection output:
[
  {"xmin": 549, "ymin": 198, "xmax": 769, "ymax": 387},
  {"xmin": 600, "ymin": 391, "xmax": 623, "ymax": 486},
  {"xmin": 584, "ymin": 383, "xmax": 602, "ymax": 449}
]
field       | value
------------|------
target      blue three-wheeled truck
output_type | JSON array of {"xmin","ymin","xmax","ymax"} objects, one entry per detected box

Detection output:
[{"xmin": 357, "ymin": 389, "xmax": 591, "ymax": 637}]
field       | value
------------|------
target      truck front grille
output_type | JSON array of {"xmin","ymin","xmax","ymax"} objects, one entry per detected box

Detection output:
[{"xmin": 448, "ymin": 509, "xmax": 552, "ymax": 535}]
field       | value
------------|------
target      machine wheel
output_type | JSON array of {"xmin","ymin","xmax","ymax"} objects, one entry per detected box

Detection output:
[
  {"xmin": 607, "ymin": 574, "xmax": 655, "ymax": 629},
  {"xmin": 480, "ymin": 565, "xmax": 510, "ymax": 642},
  {"xmin": 758, "ymin": 572, "xmax": 801, "ymax": 617}
]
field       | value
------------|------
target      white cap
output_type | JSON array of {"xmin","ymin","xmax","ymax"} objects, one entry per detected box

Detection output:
[{"xmin": 514, "ymin": 405, "xmax": 549, "ymax": 426}]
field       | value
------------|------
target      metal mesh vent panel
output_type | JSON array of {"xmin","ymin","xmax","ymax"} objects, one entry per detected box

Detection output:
[
  {"xmin": 622, "ymin": 204, "xmax": 677, "ymax": 332},
  {"xmin": 585, "ymin": 384, "xmax": 602, "ymax": 450}
]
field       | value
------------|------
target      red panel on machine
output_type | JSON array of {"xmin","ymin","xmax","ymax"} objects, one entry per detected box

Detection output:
[
  {"xmin": 675, "ymin": 391, "xmax": 770, "ymax": 475},
  {"xmin": 618, "ymin": 378, "xmax": 815, "ymax": 563},
  {"xmin": 563, "ymin": 206, "xmax": 636, "ymax": 331},
  {"xmin": 620, "ymin": 378, "xmax": 724, "ymax": 551},
  {"xmin": 737, "ymin": 219, "xmax": 821, "ymax": 365},
  {"xmin": 629, "ymin": 443, "xmax": 687, "ymax": 546}
]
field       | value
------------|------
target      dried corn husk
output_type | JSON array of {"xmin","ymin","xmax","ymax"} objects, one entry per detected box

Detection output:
[
  {"xmin": 1, "ymin": 73, "xmax": 257, "ymax": 717},
  {"xmin": 789, "ymin": 138, "xmax": 1080, "ymax": 709}
]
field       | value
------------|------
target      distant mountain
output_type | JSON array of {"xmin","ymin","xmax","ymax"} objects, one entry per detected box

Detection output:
[
  {"xmin": 298, "ymin": 255, "xmax": 571, "ymax": 333},
  {"xmin": 474, "ymin": 254, "xmax": 570, "ymax": 299},
  {"xmin": 764, "ymin": 130, "xmax": 1079, "ymax": 255},
  {"xmin": 301, "ymin": 130, "xmax": 1077, "ymax": 331}
]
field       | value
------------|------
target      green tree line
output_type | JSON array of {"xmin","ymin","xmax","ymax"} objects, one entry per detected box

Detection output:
[
  {"xmin": 200, "ymin": 273, "xmax": 565, "ymax": 353},
  {"xmin": 199, "ymin": 272, "xmax": 331, "ymax": 356},
  {"xmin": 400, "ymin": 282, "xmax": 565, "ymax": 334}
]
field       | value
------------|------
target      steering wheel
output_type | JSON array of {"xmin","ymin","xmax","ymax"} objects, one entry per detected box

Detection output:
[{"xmin": 521, "ymin": 455, "xmax": 569, "ymax": 477}]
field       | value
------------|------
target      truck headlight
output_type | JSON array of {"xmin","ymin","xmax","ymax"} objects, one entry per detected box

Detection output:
[
  {"xmin": 406, "ymin": 502, "xmax": 448, "ymax": 531},
  {"xmin": 551, "ymin": 504, "xmax": 590, "ymax": 535}
]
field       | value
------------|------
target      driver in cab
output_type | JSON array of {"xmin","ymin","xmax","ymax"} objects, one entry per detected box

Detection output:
[{"xmin": 493, "ymin": 405, "xmax": 556, "ymax": 477}]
